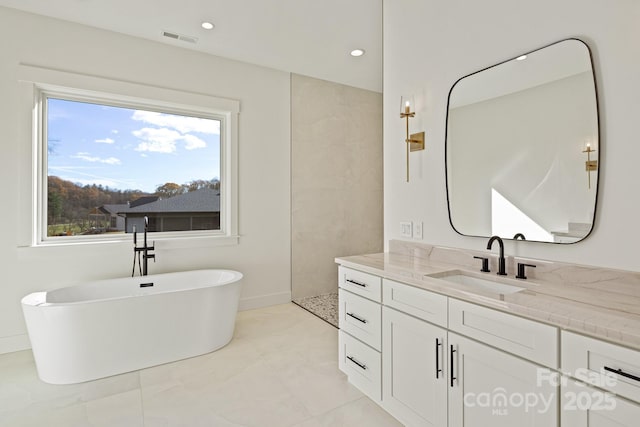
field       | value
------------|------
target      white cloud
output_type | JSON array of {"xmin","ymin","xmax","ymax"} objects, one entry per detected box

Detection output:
[
  {"xmin": 131, "ymin": 110, "xmax": 220, "ymax": 135},
  {"xmin": 72, "ymin": 152, "xmax": 121, "ymax": 165},
  {"xmin": 51, "ymin": 167, "xmax": 136, "ymax": 188},
  {"xmin": 182, "ymin": 134, "xmax": 207, "ymax": 150},
  {"xmin": 132, "ymin": 127, "xmax": 207, "ymax": 153},
  {"xmin": 111, "ymin": 129, "xmax": 119, "ymax": 134},
  {"xmin": 133, "ymin": 128, "xmax": 178, "ymax": 153},
  {"xmin": 95, "ymin": 137, "xmax": 115, "ymax": 144},
  {"xmin": 135, "ymin": 141, "xmax": 175, "ymax": 153}
]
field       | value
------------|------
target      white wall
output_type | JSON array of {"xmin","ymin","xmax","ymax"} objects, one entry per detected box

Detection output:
[
  {"xmin": 0, "ymin": 7, "xmax": 291, "ymax": 353},
  {"xmin": 384, "ymin": 0, "xmax": 640, "ymax": 271}
]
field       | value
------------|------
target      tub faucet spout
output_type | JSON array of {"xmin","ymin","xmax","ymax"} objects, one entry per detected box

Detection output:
[{"xmin": 133, "ymin": 216, "xmax": 155, "ymax": 276}]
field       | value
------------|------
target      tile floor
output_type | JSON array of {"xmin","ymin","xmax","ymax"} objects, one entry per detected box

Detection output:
[
  {"xmin": 0, "ymin": 303, "xmax": 401, "ymax": 427},
  {"xmin": 292, "ymin": 293, "xmax": 338, "ymax": 328}
]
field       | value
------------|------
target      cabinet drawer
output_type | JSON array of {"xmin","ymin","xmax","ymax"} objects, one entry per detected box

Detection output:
[
  {"xmin": 562, "ymin": 331, "xmax": 640, "ymax": 403},
  {"xmin": 338, "ymin": 330, "xmax": 381, "ymax": 402},
  {"xmin": 561, "ymin": 378, "xmax": 640, "ymax": 427},
  {"xmin": 383, "ymin": 279, "xmax": 447, "ymax": 327},
  {"xmin": 449, "ymin": 299, "xmax": 558, "ymax": 368},
  {"xmin": 339, "ymin": 289, "xmax": 381, "ymax": 351},
  {"xmin": 338, "ymin": 266, "xmax": 382, "ymax": 302}
]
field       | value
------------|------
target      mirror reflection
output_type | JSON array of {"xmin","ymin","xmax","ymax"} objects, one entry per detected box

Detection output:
[{"xmin": 445, "ymin": 39, "xmax": 599, "ymax": 243}]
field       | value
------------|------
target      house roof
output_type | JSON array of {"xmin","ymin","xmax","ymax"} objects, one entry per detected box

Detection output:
[
  {"xmin": 123, "ymin": 189, "xmax": 220, "ymax": 214},
  {"xmin": 129, "ymin": 196, "xmax": 160, "ymax": 208},
  {"xmin": 101, "ymin": 203, "xmax": 130, "ymax": 215}
]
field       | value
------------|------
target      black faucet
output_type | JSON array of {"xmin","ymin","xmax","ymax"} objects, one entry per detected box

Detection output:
[
  {"xmin": 513, "ymin": 233, "xmax": 526, "ymax": 240},
  {"xmin": 133, "ymin": 216, "xmax": 155, "ymax": 276},
  {"xmin": 487, "ymin": 235, "xmax": 507, "ymax": 276}
]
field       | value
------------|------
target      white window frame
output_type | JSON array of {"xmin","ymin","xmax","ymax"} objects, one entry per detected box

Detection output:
[{"xmin": 18, "ymin": 64, "xmax": 239, "ymax": 247}]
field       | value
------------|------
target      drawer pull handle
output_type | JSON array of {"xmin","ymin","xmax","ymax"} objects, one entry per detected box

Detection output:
[
  {"xmin": 347, "ymin": 355, "xmax": 367, "ymax": 371},
  {"xmin": 346, "ymin": 279, "xmax": 367, "ymax": 288},
  {"xmin": 604, "ymin": 366, "xmax": 640, "ymax": 383},
  {"xmin": 450, "ymin": 345, "xmax": 457, "ymax": 387},
  {"xmin": 346, "ymin": 312, "xmax": 368, "ymax": 324},
  {"xmin": 435, "ymin": 338, "xmax": 443, "ymax": 379}
]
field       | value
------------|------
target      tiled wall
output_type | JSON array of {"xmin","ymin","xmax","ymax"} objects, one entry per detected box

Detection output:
[{"xmin": 291, "ymin": 74, "xmax": 383, "ymax": 299}]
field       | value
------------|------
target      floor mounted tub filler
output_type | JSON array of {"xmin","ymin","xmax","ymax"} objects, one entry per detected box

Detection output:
[{"xmin": 21, "ymin": 269, "xmax": 243, "ymax": 384}]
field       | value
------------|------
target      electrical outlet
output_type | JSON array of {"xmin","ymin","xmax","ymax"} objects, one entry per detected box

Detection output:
[
  {"xmin": 400, "ymin": 221, "xmax": 413, "ymax": 238},
  {"xmin": 414, "ymin": 221, "xmax": 423, "ymax": 240}
]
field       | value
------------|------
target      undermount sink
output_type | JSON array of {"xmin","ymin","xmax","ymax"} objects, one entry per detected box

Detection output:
[{"xmin": 427, "ymin": 270, "xmax": 526, "ymax": 295}]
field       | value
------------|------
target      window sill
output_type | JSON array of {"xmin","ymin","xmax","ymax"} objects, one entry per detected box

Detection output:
[{"xmin": 19, "ymin": 233, "xmax": 240, "ymax": 250}]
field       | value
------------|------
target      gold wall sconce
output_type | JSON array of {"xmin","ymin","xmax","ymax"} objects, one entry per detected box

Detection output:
[
  {"xmin": 582, "ymin": 142, "xmax": 598, "ymax": 189},
  {"xmin": 400, "ymin": 96, "xmax": 425, "ymax": 182}
]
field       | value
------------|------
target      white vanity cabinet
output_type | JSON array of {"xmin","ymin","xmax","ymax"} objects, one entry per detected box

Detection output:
[
  {"xmin": 382, "ymin": 278, "xmax": 448, "ymax": 427},
  {"xmin": 560, "ymin": 331, "xmax": 640, "ymax": 426},
  {"xmin": 561, "ymin": 378, "xmax": 640, "ymax": 427},
  {"xmin": 380, "ymin": 281, "xmax": 558, "ymax": 427},
  {"xmin": 338, "ymin": 266, "xmax": 383, "ymax": 402},
  {"xmin": 448, "ymin": 332, "xmax": 558, "ymax": 427},
  {"xmin": 447, "ymin": 300, "xmax": 559, "ymax": 427},
  {"xmin": 338, "ymin": 265, "xmax": 560, "ymax": 426},
  {"xmin": 448, "ymin": 299, "xmax": 558, "ymax": 368},
  {"xmin": 338, "ymin": 265, "xmax": 381, "ymax": 302}
]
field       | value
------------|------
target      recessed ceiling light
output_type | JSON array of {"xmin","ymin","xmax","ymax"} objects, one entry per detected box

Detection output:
[
  {"xmin": 201, "ymin": 22, "xmax": 215, "ymax": 30},
  {"xmin": 516, "ymin": 55, "xmax": 527, "ymax": 61},
  {"xmin": 350, "ymin": 49, "xmax": 365, "ymax": 57}
]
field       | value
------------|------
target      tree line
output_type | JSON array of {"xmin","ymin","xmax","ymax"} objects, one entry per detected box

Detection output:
[{"xmin": 47, "ymin": 176, "xmax": 220, "ymax": 235}]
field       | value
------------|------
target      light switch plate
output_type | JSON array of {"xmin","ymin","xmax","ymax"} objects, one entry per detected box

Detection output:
[
  {"xmin": 400, "ymin": 221, "xmax": 413, "ymax": 238},
  {"xmin": 414, "ymin": 221, "xmax": 423, "ymax": 239}
]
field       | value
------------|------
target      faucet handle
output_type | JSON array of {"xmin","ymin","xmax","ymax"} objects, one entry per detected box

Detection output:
[
  {"xmin": 473, "ymin": 256, "xmax": 490, "ymax": 273},
  {"xmin": 516, "ymin": 263, "xmax": 536, "ymax": 280}
]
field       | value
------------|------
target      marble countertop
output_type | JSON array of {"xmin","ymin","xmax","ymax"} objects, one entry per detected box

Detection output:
[{"xmin": 336, "ymin": 251, "xmax": 640, "ymax": 352}]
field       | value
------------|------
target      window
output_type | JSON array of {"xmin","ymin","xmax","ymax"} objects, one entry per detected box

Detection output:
[{"xmin": 24, "ymin": 71, "xmax": 239, "ymax": 246}]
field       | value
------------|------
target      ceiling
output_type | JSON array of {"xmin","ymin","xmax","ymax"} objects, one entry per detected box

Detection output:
[
  {"xmin": 0, "ymin": 0, "xmax": 382, "ymax": 92},
  {"xmin": 450, "ymin": 39, "xmax": 593, "ymax": 108}
]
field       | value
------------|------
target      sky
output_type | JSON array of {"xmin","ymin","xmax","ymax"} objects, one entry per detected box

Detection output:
[{"xmin": 47, "ymin": 98, "xmax": 221, "ymax": 193}]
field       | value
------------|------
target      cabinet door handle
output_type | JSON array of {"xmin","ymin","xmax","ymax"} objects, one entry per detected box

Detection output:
[
  {"xmin": 347, "ymin": 355, "xmax": 367, "ymax": 371},
  {"xmin": 450, "ymin": 345, "xmax": 457, "ymax": 387},
  {"xmin": 604, "ymin": 366, "xmax": 640, "ymax": 383},
  {"xmin": 346, "ymin": 278, "xmax": 367, "ymax": 288},
  {"xmin": 346, "ymin": 312, "xmax": 368, "ymax": 324},
  {"xmin": 435, "ymin": 338, "xmax": 443, "ymax": 378}
]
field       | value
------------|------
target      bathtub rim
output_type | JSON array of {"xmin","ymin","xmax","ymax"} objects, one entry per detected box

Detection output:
[{"xmin": 21, "ymin": 268, "xmax": 243, "ymax": 307}]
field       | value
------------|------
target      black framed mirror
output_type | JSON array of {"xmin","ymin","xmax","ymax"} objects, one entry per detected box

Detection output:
[{"xmin": 445, "ymin": 39, "xmax": 599, "ymax": 243}]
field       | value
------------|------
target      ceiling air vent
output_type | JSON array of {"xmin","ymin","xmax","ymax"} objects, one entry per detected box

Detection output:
[{"xmin": 162, "ymin": 30, "xmax": 198, "ymax": 44}]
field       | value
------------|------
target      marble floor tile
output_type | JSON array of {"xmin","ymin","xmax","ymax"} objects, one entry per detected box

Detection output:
[
  {"xmin": 84, "ymin": 389, "xmax": 144, "ymax": 427},
  {"xmin": 141, "ymin": 358, "xmax": 313, "ymax": 427},
  {"xmin": 0, "ymin": 349, "xmax": 140, "ymax": 426},
  {"xmin": 292, "ymin": 397, "xmax": 403, "ymax": 427},
  {"xmin": 0, "ymin": 303, "xmax": 398, "ymax": 427}
]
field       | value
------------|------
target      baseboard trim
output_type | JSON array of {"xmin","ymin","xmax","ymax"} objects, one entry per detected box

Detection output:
[
  {"xmin": 0, "ymin": 333, "xmax": 31, "ymax": 355},
  {"xmin": 238, "ymin": 291, "xmax": 291, "ymax": 311}
]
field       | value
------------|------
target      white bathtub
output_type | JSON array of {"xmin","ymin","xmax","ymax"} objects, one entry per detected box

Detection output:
[{"xmin": 21, "ymin": 269, "xmax": 243, "ymax": 384}]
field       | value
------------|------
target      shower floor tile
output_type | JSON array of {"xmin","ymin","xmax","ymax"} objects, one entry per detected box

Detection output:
[{"xmin": 293, "ymin": 292, "xmax": 338, "ymax": 328}]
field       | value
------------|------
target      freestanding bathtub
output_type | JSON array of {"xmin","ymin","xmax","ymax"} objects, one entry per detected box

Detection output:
[{"xmin": 21, "ymin": 269, "xmax": 243, "ymax": 384}]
